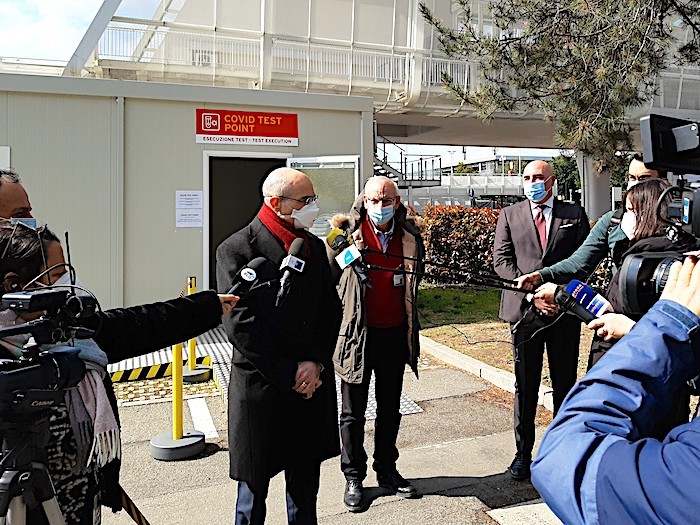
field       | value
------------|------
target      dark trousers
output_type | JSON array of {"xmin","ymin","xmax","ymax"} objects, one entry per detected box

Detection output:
[
  {"xmin": 511, "ymin": 314, "xmax": 580, "ymax": 458},
  {"xmin": 340, "ymin": 325, "xmax": 407, "ymax": 481},
  {"xmin": 235, "ymin": 463, "xmax": 321, "ymax": 525}
]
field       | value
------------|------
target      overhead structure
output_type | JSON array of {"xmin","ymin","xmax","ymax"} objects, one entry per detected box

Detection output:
[{"xmin": 50, "ymin": 0, "xmax": 700, "ymax": 214}]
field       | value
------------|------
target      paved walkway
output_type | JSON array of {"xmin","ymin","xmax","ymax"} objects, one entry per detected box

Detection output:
[{"xmin": 104, "ymin": 333, "xmax": 562, "ymax": 525}]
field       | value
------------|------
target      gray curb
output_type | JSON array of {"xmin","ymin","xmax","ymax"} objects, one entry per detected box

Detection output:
[{"xmin": 420, "ymin": 334, "xmax": 555, "ymax": 413}]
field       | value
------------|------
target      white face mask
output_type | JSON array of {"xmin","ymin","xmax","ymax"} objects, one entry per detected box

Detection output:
[
  {"xmin": 53, "ymin": 270, "xmax": 87, "ymax": 293},
  {"xmin": 279, "ymin": 201, "xmax": 320, "ymax": 230},
  {"xmin": 620, "ymin": 211, "xmax": 636, "ymax": 239}
]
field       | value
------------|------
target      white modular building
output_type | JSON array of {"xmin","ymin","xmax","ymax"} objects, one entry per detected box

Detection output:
[{"xmin": 0, "ymin": 73, "xmax": 373, "ymax": 308}]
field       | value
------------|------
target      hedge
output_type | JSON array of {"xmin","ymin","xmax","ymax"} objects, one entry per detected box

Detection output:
[
  {"xmin": 421, "ymin": 204, "xmax": 610, "ymax": 292},
  {"xmin": 421, "ymin": 204, "xmax": 499, "ymax": 282}
]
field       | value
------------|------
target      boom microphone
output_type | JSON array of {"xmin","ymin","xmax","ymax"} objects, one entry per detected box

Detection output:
[
  {"xmin": 554, "ymin": 280, "xmax": 613, "ymax": 323},
  {"xmin": 275, "ymin": 238, "xmax": 306, "ymax": 307},
  {"xmin": 326, "ymin": 228, "xmax": 372, "ymax": 288},
  {"xmin": 227, "ymin": 257, "xmax": 269, "ymax": 296}
]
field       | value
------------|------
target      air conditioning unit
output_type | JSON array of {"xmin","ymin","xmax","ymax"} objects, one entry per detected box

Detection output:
[{"xmin": 192, "ymin": 50, "xmax": 212, "ymax": 67}]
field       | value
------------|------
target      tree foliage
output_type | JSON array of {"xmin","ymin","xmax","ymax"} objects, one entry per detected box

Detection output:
[
  {"xmin": 420, "ymin": 0, "xmax": 700, "ymax": 170},
  {"xmin": 551, "ymin": 154, "xmax": 580, "ymax": 195}
]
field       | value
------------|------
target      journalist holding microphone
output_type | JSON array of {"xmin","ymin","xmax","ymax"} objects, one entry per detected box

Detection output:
[
  {"xmin": 536, "ymin": 179, "xmax": 696, "ymax": 438},
  {"xmin": 328, "ymin": 175, "xmax": 423, "ymax": 511},
  {"xmin": 532, "ymin": 254, "xmax": 700, "ymax": 525},
  {"xmin": 0, "ymin": 169, "xmax": 236, "ymax": 524},
  {"xmin": 216, "ymin": 167, "xmax": 342, "ymax": 525}
]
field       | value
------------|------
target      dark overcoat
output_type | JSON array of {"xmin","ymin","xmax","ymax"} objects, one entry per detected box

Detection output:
[{"xmin": 216, "ymin": 216, "xmax": 342, "ymax": 485}]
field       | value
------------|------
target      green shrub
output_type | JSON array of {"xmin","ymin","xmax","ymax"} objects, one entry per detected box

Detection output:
[{"xmin": 422, "ymin": 204, "xmax": 499, "ymax": 282}]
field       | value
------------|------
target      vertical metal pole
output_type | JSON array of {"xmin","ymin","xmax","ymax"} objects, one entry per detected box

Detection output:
[
  {"xmin": 187, "ymin": 276, "xmax": 197, "ymax": 371},
  {"xmin": 172, "ymin": 342, "xmax": 184, "ymax": 440}
]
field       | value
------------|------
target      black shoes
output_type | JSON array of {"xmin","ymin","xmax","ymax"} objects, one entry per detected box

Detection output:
[
  {"xmin": 343, "ymin": 479, "xmax": 364, "ymax": 512},
  {"xmin": 509, "ymin": 454, "xmax": 532, "ymax": 481},
  {"xmin": 377, "ymin": 470, "xmax": 418, "ymax": 499}
]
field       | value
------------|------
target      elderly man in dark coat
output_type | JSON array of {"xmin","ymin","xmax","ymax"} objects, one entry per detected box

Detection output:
[{"xmin": 216, "ymin": 167, "xmax": 342, "ymax": 525}]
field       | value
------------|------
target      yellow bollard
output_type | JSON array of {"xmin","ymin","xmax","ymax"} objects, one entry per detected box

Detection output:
[
  {"xmin": 187, "ymin": 277, "xmax": 197, "ymax": 372},
  {"xmin": 172, "ymin": 342, "xmax": 184, "ymax": 440}
]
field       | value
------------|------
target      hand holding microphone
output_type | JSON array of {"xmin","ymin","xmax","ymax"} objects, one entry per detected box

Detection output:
[
  {"xmin": 587, "ymin": 314, "xmax": 636, "ymax": 341},
  {"xmin": 326, "ymin": 228, "xmax": 372, "ymax": 288},
  {"xmin": 552, "ymin": 279, "xmax": 613, "ymax": 323}
]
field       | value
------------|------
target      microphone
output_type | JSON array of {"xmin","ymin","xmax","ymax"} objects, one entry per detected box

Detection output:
[
  {"xmin": 554, "ymin": 280, "xmax": 613, "ymax": 323},
  {"xmin": 326, "ymin": 228, "xmax": 372, "ymax": 288},
  {"xmin": 275, "ymin": 238, "xmax": 306, "ymax": 307},
  {"xmin": 227, "ymin": 257, "xmax": 268, "ymax": 296}
]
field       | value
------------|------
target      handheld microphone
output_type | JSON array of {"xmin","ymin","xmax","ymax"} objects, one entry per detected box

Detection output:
[
  {"xmin": 326, "ymin": 228, "xmax": 372, "ymax": 288},
  {"xmin": 227, "ymin": 257, "xmax": 268, "ymax": 296},
  {"xmin": 554, "ymin": 280, "xmax": 613, "ymax": 323},
  {"xmin": 275, "ymin": 238, "xmax": 306, "ymax": 307}
]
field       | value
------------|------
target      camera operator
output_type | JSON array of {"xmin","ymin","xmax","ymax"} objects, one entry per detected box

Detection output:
[
  {"xmin": 536, "ymin": 180, "xmax": 696, "ymax": 438},
  {"xmin": 538, "ymin": 180, "xmax": 696, "ymax": 361},
  {"xmin": 531, "ymin": 254, "xmax": 700, "ymax": 525},
  {"xmin": 0, "ymin": 220, "xmax": 235, "ymax": 524}
]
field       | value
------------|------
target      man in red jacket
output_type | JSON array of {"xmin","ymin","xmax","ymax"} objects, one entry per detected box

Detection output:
[{"xmin": 330, "ymin": 176, "xmax": 424, "ymax": 511}]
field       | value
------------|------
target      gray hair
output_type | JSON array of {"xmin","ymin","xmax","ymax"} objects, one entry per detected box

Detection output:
[
  {"xmin": 262, "ymin": 167, "xmax": 302, "ymax": 198},
  {"xmin": 0, "ymin": 168, "xmax": 21, "ymax": 187}
]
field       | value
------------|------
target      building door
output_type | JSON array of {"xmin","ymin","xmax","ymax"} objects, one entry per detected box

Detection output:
[{"xmin": 209, "ymin": 156, "xmax": 285, "ymax": 289}]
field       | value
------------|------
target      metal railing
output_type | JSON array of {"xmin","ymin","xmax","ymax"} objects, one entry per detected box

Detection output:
[
  {"xmin": 270, "ymin": 39, "xmax": 407, "ymax": 84},
  {"xmin": 93, "ymin": 24, "xmax": 700, "ymax": 114},
  {"xmin": 99, "ymin": 26, "xmax": 260, "ymax": 73}
]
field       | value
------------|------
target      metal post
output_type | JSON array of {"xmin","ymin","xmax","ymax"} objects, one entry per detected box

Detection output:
[
  {"xmin": 187, "ymin": 277, "xmax": 197, "ymax": 371},
  {"xmin": 172, "ymin": 343, "xmax": 184, "ymax": 440}
]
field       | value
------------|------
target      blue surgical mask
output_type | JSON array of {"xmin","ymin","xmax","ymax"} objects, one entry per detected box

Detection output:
[
  {"xmin": 368, "ymin": 204, "xmax": 395, "ymax": 226},
  {"xmin": 524, "ymin": 178, "xmax": 551, "ymax": 202}
]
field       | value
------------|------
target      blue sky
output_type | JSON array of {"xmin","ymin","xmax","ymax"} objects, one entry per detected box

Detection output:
[{"xmin": 0, "ymin": 0, "xmax": 104, "ymax": 60}]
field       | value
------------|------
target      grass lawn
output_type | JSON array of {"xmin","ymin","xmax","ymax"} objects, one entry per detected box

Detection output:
[{"xmin": 418, "ymin": 285, "xmax": 593, "ymax": 386}]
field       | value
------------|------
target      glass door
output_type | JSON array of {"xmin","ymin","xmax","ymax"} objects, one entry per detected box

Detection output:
[{"xmin": 287, "ymin": 155, "xmax": 360, "ymax": 239}]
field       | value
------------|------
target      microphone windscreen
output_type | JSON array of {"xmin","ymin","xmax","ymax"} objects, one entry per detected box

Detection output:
[
  {"xmin": 565, "ymin": 280, "xmax": 596, "ymax": 308},
  {"xmin": 289, "ymin": 237, "xmax": 305, "ymax": 257},
  {"xmin": 326, "ymin": 228, "xmax": 345, "ymax": 248},
  {"xmin": 564, "ymin": 280, "xmax": 612, "ymax": 317}
]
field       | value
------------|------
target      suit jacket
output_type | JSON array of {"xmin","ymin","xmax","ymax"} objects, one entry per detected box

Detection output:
[
  {"xmin": 216, "ymin": 216, "xmax": 342, "ymax": 485},
  {"xmin": 493, "ymin": 199, "xmax": 590, "ymax": 323}
]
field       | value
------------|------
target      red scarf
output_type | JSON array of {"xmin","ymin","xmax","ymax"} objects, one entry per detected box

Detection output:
[{"xmin": 257, "ymin": 203, "xmax": 310, "ymax": 254}]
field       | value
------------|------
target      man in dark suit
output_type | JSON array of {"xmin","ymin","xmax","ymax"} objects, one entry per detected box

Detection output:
[
  {"xmin": 493, "ymin": 160, "xmax": 590, "ymax": 481},
  {"xmin": 216, "ymin": 167, "xmax": 342, "ymax": 525}
]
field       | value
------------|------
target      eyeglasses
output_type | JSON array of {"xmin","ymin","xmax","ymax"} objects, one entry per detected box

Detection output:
[{"xmin": 280, "ymin": 195, "xmax": 318, "ymax": 206}]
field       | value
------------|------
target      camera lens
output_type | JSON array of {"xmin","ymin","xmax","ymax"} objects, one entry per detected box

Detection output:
[{"xmin": 652, "ymin": 256, "xmax": 684, "ymax": 295}]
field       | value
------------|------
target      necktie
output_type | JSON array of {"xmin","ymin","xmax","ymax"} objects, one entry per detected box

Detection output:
[{"xmin": 535, "ymin": 204, "xmax": 548, "ymax": 250}]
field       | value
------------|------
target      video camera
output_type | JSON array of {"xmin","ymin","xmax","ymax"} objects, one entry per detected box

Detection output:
[
  {"xmin": 0, "ymin": 289, "xmax": 97, "ymax": 415},
  {"xmin": 618, "ymin": 114, "xmax": 700, "ymax": 314}
]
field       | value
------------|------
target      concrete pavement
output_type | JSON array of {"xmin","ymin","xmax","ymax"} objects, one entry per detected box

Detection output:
[{"xmin": 104, "ymin": 338, "xmax": 561, "ymax": 525}]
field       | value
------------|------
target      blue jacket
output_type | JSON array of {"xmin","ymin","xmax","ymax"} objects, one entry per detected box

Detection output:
[{"xmin": 531, "ymin": 300, "xmax": 700, "ymax": 525}]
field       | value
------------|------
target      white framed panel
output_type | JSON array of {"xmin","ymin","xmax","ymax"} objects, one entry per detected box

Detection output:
[{"xmin": 287, "ymin": 155, "xmax": 360, "ymax": 238}]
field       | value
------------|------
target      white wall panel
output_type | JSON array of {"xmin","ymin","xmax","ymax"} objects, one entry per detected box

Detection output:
[
  {"xmin": 3, "ymin": 92, "xmax": 117, "ymax": 307},
  {"xmin": 0, "ymin": 74, "xmax": 370, "ymax": 308}
]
